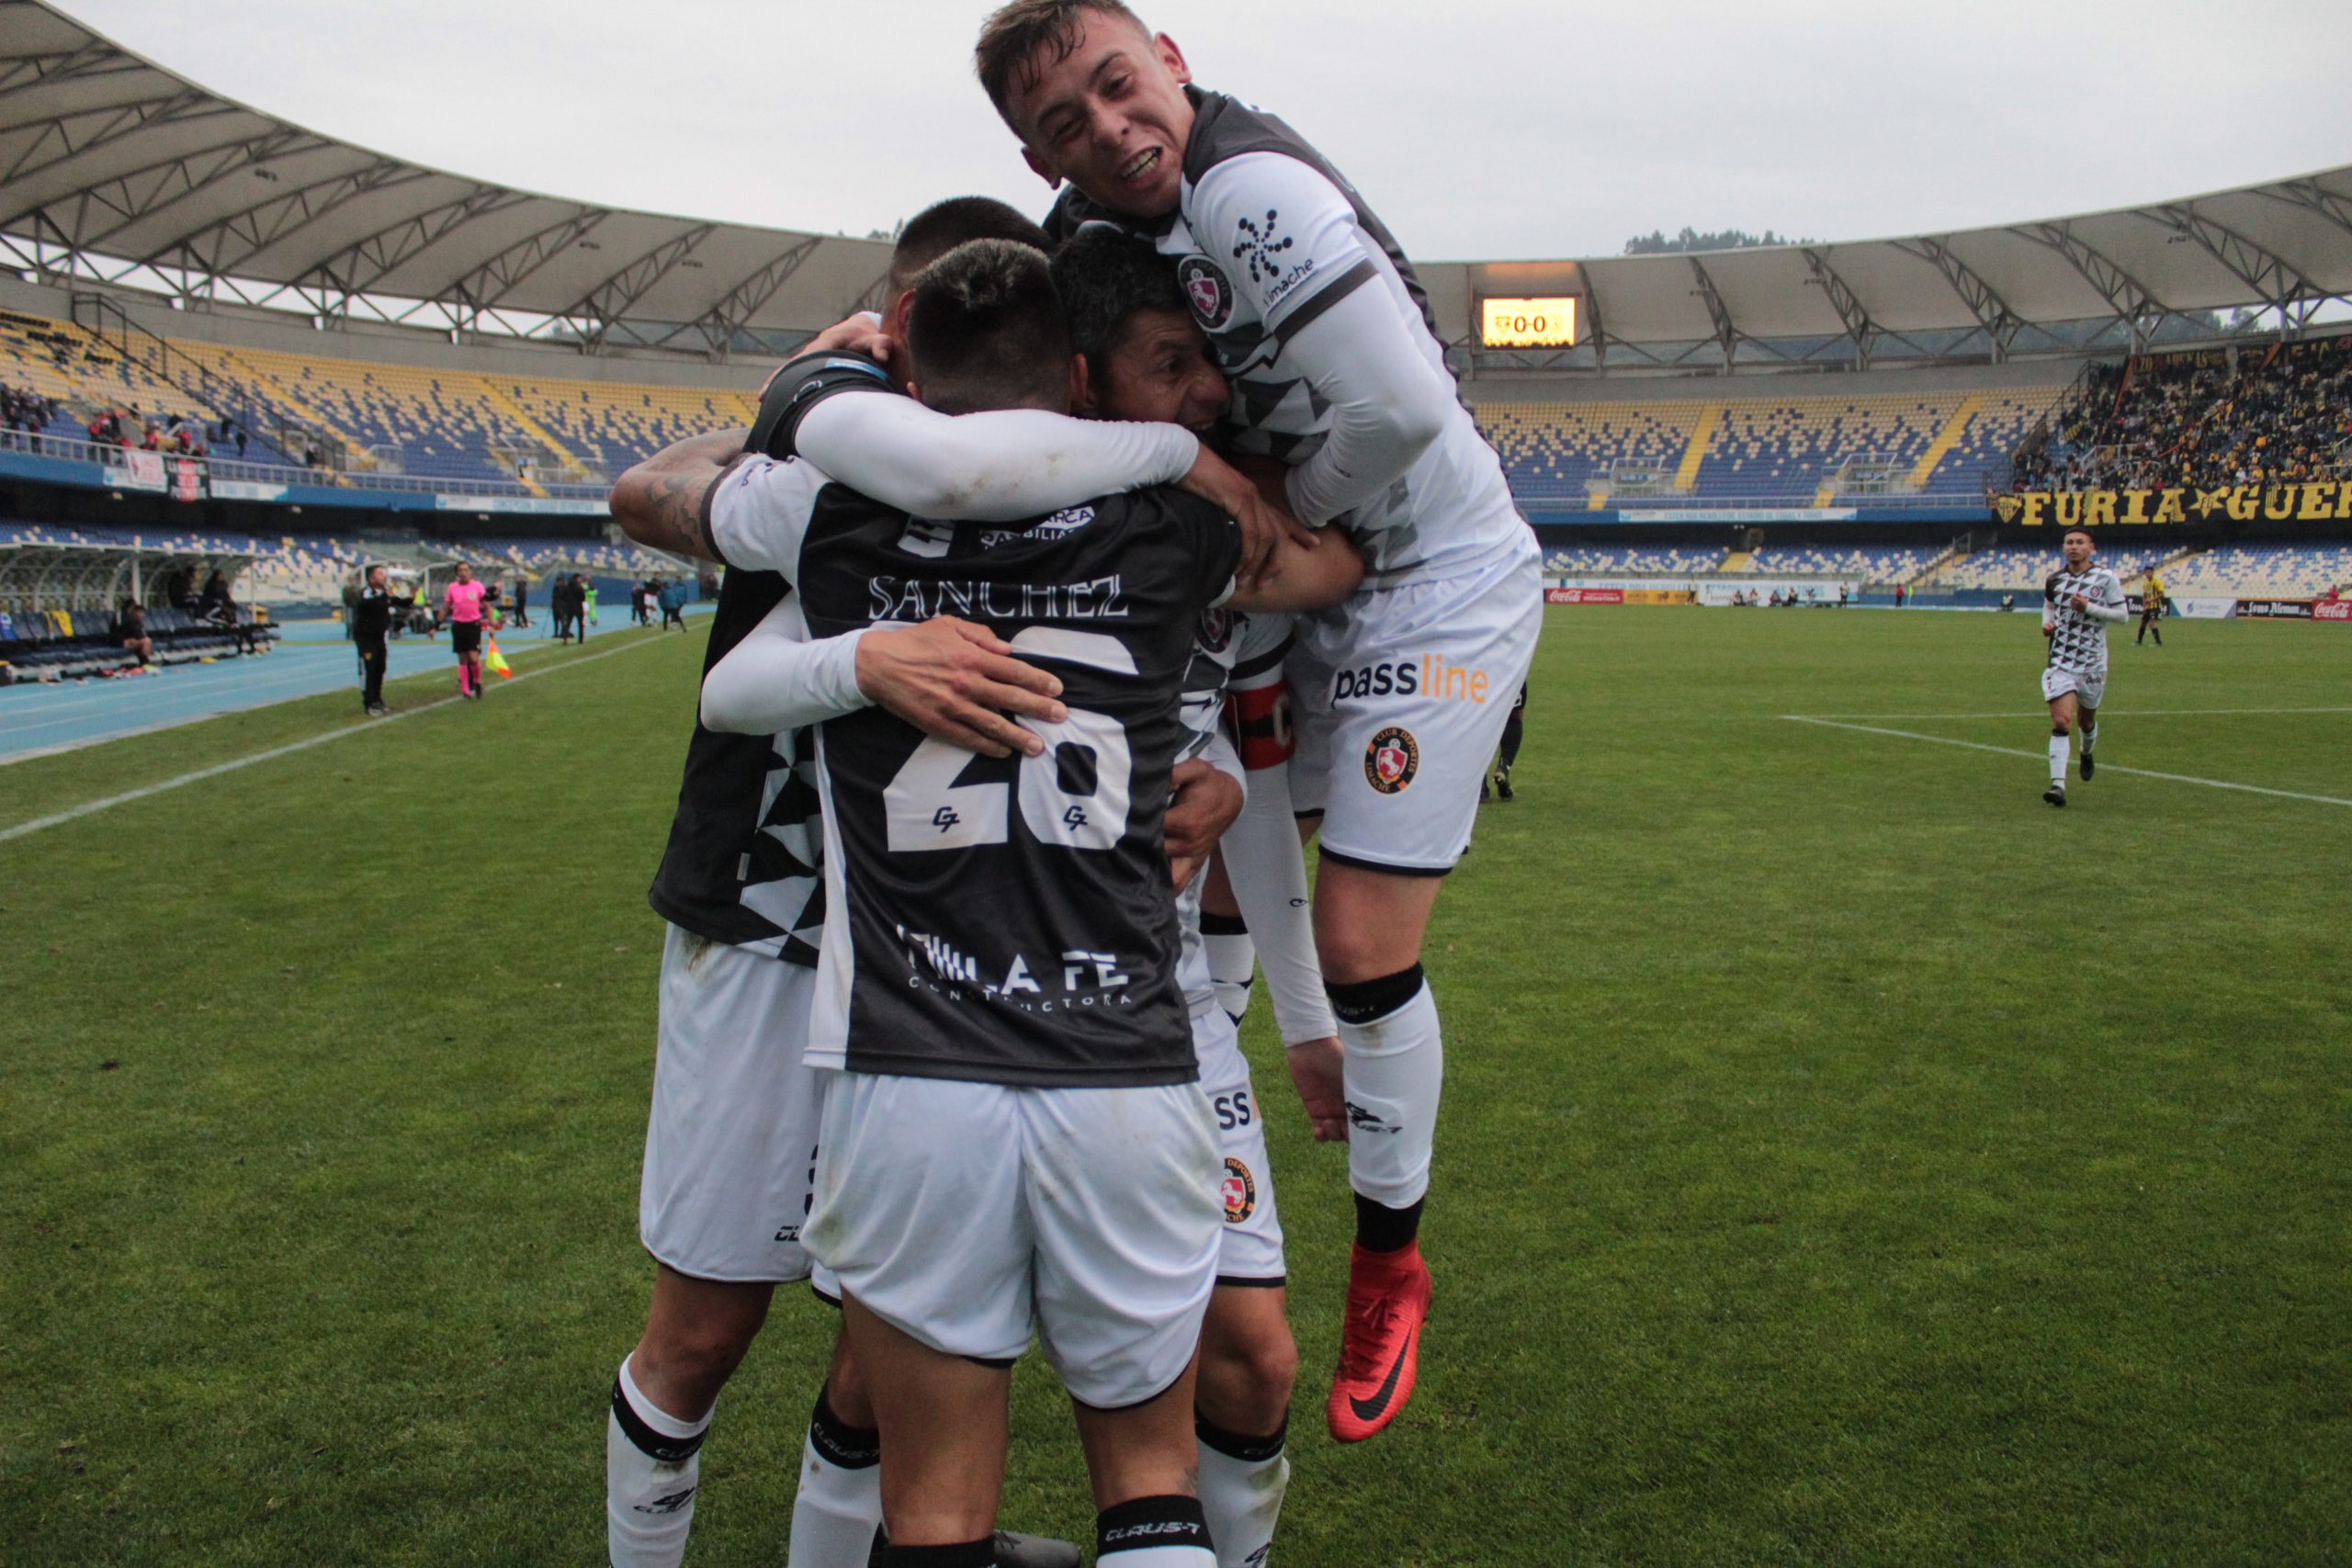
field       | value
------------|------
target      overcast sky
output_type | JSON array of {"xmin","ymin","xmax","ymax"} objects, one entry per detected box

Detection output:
[{"xmin": 49, "ymin": 0, "xmax": 2352, "ymax": 262}]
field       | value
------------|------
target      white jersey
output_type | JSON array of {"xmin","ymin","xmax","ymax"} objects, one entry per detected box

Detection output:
[
  {"xmin": 1170, "ymin": 608, "xmax": 1289, "ymax": 1016},
  {"xmin": 2042, "ymin": 565, "xmax": 2127, "ymax": 675},
  {"xmin": 1050, "ymin": 90, "xmax": 1529, "ymax": 587}
]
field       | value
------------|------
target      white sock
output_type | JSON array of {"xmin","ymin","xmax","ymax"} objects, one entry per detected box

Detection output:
[
  {"xmin": 1197, "ymin": 1420, "xmax": 1289, "ymax": 1568},
  {"xmin": 786, "ymin": 1388, "xmax": 883, "ymax": 1568},
  {"xmin": 1204, "ymin": 916, "xmax": 1256, "ymax": 1024},
  {"xmin": 607, "ymin": 1356, "xmax": 711, "ymax": 1568},
  {"xmin": 2048, "ymin": 732, "xmax": 2070, "ymax": 786},
  {"xmin": 1329, "ymin": 967, "xmax": 1442, "ymax": 1211}
]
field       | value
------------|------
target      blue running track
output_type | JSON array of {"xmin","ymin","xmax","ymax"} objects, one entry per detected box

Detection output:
[{"xmin": 0, "ymin": 610, "xmax": 707, "ymax": 763}]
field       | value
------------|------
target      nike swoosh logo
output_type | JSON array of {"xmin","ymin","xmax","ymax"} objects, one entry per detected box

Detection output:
[{"xmin": 1347, "ymin": 1326, "xmax": 1414, "ymax": 1422}]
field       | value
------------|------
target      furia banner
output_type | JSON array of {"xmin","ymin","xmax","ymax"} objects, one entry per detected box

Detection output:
[{"xmin": 1992, "ymin": 481, "xmax": 2352, "ymax": 527}]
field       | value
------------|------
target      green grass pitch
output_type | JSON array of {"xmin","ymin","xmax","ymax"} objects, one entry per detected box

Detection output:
[{"xmin": 4, "ymin": 606, "xmax": 2346, "ymax": 1566}]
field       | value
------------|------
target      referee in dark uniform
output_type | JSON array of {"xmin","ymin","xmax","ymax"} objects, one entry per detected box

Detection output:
[{"xmin": 352, "ymin": 565, "xmax": 412, "ymax": 716}]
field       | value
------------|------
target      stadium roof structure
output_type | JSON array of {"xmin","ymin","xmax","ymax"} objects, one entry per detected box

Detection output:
[{"xmin": 5, "ymin": 0, "xmax": 2351, "ymax": 369}]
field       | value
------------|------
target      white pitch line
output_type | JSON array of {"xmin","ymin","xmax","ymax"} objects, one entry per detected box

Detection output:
[
  {"xmin": 1781, "ymin": 716, "xmax": 2352, "ymax": 807},
  {"xmin": 1792, "ymin": 705, "xmax": 2352, "ymax": 720},
  {"xmin": 0, "ymin": 632, "xmax": 683, "ymax": 844}
]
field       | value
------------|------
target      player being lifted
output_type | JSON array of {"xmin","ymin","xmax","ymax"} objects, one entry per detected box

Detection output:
[
  {"xmin": 977, "ymin": 0, "xmax": 1546, "ymax": 1439},
  {"xmin": 2041, "ymin": 527, "xmax": 2127, "ymax": 807}
]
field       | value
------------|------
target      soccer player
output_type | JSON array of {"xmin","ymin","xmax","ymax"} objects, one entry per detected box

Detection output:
[
  {"xmin": 712, "ymin": 224, "xmax": 1360, "ymax": 1568},
  {"xmin": 978, "ymin": 0, "xmax": 1546, "ymax": 1438},
  {"xmin": 2041, "ymin": 527, "xmax": 2127, "ymax": 807},
  {"xmin": 2136, "ymin": 573, "xmax": 2165, "ymax": 646},
  {"xmin": 1487, "ymin": 681, "xmax": 1528, "ymax": 802},
  {"xmin": 442, "ymin": 561, "xmax": 489, "ymax": 699},
  {"xmin": 701, "ymin": 236, "xmax": 1287, "ymax": 1568},
  {"xmin": 605, "ymin": 197, "xmax": 1260, "ymax": 1568}
]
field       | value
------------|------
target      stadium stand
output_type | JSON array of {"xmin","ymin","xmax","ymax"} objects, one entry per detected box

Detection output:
[
  {"xmin": 1482, "ymin": 385, "xmax": 2064, "ymax": 506},
  {"xmin": 1742, "ymin": 544, "xmax": 1950, "ymax": 581},
  {"xmin": 1928, "ymin": 544, "xmax": 2177, "ymax": 592},
  {"xmin": 2014, "ymin": 337, "xmax": 2352, "ymax": 492},
  {"xmin": 2154, "ymin": 542, "xmax": 2352, "ymax": 598},
  {"xmin": 1543, "ymin": 545, "xmax": 1726, "ymax": 576},
  {"xmin": 450, "ymin": 535, "xmax": 688, "ymax": 579}
]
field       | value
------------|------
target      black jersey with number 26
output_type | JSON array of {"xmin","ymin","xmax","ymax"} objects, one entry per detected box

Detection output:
[{"xmin": 709, "ymin": 456, "xmax": 1240, "ymax": 1089}]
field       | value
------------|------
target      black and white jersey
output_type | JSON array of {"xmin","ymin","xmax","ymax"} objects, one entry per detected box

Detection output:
[
  {"xmin": 711, "ymin": 457, "xmax": 1241, "ymax": 1089},
  {"xmin": 645, "ymin": 567, "xmax": 827, "ymax": 965},
  {"xmin": 2042, "ymin": 565, "xmax": 2127, "ymax": 675},
  {"xmin": 1048, "ymin": 88, "xmax": 1525, "ymax": 585}
]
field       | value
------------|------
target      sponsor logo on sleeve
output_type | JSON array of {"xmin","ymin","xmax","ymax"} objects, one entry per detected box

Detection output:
[{"xmin": 1364, "ymin": 725, "xmax": 1419, "ymax": 794}]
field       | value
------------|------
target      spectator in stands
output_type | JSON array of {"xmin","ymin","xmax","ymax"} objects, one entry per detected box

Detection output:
[{"xmin": 116, "ymin": 598, "xmax": 154, "ymax": 667}]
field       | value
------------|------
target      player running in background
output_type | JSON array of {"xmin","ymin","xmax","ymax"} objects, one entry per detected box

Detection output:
[
  {"xmin": 2041, "ymin": 527, "xmax": 2127, "ymax": 807},
  {"xmin": 1484, "ymin": 682, "xmax": 1527, "ymax": 803},
  {"xmin": 442, "ymin": 561, "xmax": 489, "ymax": 699},
  {"xmin": 2136, "ymin": 573, "xmax": 2165, "ymax": 647},
  {"xmin": 978, "ymin": 0, "xmax": 1545, "ymax": 1439}
]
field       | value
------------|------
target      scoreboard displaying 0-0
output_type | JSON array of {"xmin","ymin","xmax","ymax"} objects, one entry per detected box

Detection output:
[{"xmin": 1479, "ymin": 297, "xmax": 1579, "ymax": 347}]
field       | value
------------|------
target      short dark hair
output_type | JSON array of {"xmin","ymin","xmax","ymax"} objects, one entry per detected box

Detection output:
[
  {"xmin": 889, "ymin": 197, "xmax": 1053, "ymax": 297},
  {"xmin": 2064, "ymin": 527, "xmax": 2094, "ymax": 543},
  {"xmin": 1050, "ymin": 223, "xmax": 1187, "ymax": 379},
  {"xmin": 975, "ymin": 0, "xmax": 1150, "ymax": 124},
  {"xmin": 907, "ymin": 239, "xmax": 1072, "ymax": 416}
]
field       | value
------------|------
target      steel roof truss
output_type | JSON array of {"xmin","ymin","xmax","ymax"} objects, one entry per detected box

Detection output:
[
  {"xmin": 562, "ymin": 226, "xmax": 716, "ymax": 350},
  {"xmin": 1802, "ymin": 249, "xmax": 1879, "ymax": 367},
  {"xmin": 1890, "ymin": 236, "xmax": 2024, "ymax": 361},
  {"xmin": 1686, "ymin": 255, "xmax": 1742, "ymax": 368},
  {"xmin": 691, "ymin": 236, "xmax": 822, "ymax": 356}
]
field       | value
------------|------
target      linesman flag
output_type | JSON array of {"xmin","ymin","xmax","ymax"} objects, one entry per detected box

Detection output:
[{"xmin": 484, "ymin": 637, "xmax": 514, "ymax": 681}]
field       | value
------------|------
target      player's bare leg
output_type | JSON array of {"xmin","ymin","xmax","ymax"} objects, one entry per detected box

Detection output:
[
  {"xmin": 842, "ymin": 1293, "xmax": 1012, "ymax": 1556},
  {"xmin": 1071, "ymin": 1359, "xmax": 1219, "ymax": 1566},
  {"xmin": 608, "ymin": 1265, "xmax": 773, "ymax": 1568},
  {"xmin": 2045, "ymin": 691, "xmax": 2077, "ymax": 806},
  {"xmin": 788, "ymin": 1319, "xmax": 1081, "ymax": 1568},
  {"xmin": 1312, "ymin": 859, "xmax": 1445, "ymax": 1442},
  {"xmin": 1193, "ymin": 1286, "xmax": 1296, "ymax": 1568}
]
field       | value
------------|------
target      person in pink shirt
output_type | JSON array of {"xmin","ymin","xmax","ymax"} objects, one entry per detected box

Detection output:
[{"xmin": 443, "ymin": 562, "xmax": 490, "ymax": 698}]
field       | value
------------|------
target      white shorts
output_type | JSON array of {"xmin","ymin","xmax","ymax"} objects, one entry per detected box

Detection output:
[
  {"xmin": 1192, "ymin": 1009, "xmax": 1285, "ymax": 1284},
  {"xmin": 1292, "ymin": 533, "xmax": 1544, "ymax": 873},
  {"xmin": 639, "ymin": 923, "xmax": 825, "ymax": 1283},
  {"xmin": 2041, "ymin": 665, "xmax": 2108, "ymax": 711},
  {"xmin": 805, "ymin": 1072, "xmax": 1222, "ymax": 1410}
]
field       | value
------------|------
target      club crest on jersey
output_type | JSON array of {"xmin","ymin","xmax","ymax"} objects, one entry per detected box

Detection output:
[
  {"xmin": 1197, "ymin": 606, "xmax": 1232, "ymax": 651},
  {"xmin": 1221, "ymin": 1156, "xmax": 1257, "ymax": 1223},
  {"xmin": 1180, "ymin": 256, "xmax": 1235, "ymax": 329},
  {"xmin": 1364, "ymin": 726, "xmax": 1419, "ymax": 794}
]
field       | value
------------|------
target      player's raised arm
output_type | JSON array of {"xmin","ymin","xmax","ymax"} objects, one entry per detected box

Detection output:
[
  {"xmin": 608, "ymin": 429, "xmax": 752, "ymax": 563},
  {"xmin": 702, "ymin": 604, "xmax": 1066, "ymax": 761},
  {"xmin": 1188, "ymin": 153, "xmax": 1454, "ymax": 525},
  {"xmin": 1228, "ymin": 525, "xmax": 1364, "ymax": 615},
  {"xmin": 786, "ymin": 376, "xmax": 1204, "ymax": 522}
]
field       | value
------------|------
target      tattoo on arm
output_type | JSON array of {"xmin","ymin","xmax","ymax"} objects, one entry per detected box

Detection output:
[{"xmin": 611, "ymin": 430, "xmax": 752, "ymax": 563}]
